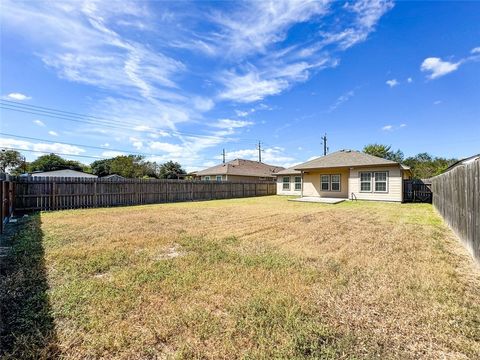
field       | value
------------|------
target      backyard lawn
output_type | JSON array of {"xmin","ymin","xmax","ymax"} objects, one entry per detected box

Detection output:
[{"xmin": 1, "ymin": 196, "xmax": 479, "ymax": 359}]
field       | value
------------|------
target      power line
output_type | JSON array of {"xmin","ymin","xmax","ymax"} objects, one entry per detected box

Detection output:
[
  {"xmin": 0, "ymin": 100, "xmax": 259, "ymax": 142},
  {"xmin": 1, "ymin": 147, "xmax": 104, "ymax": 160},
  {"xmin": 1, "ymin": 132, "xmax": 164, "ymax": 158}
]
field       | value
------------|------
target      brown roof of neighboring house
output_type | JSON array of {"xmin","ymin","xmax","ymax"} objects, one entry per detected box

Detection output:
[
  {"xmin": 193, "ymin": 159, "xmax": 284, "ymax": 177},
  {"xmin": 294, "ymin": 150, "xmax": 400, "ymax": 170}
]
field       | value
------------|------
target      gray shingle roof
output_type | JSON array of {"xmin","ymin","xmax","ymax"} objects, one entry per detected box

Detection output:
[
  {"xmin": 294, "ymin": 150, "xmax": 399, "ymax": 170},
  {"xmin": 194, "ymin": 159, "xmax": 284, "ymax": 177},
  {"xmin": 276, "ymin": 166, "xmax": 301, "ymax": 175}
]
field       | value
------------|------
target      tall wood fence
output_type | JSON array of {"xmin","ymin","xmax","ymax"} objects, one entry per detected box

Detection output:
[
  {"xmin": 13, "ymin": 177, "xmax": 277, "ymax": 212},
  {"xmin": 1, "ymin": 178, "xmax": 15, "ymax": 233},
  {"xmin": 431, "ymin": 158, "xmax": 479, "ymax": 261}
]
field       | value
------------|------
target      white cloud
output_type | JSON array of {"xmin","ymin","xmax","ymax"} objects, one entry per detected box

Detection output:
[
  {"xmin": 48, "ymin": 130, "xmax": 58, "ymax": 136},
  {"xmin": 5, "ymin": 92, "xmax": 31, "ymax": 101},
  {"xmin": 192, "ymin": 97, "xmax": 214, "ymax": 112},
  {"xmin": 234, "ymin": 110, "xmax": 250, "ymax": 117},
  {"xmin": 101, "ymin": 143, "xmax": 110, "ymax": 147},
  {"xmin": 0, "ymin": 137, "xmax": 85, "ymax": 155},
  {"xmin": 471, "ymin": 47, "xmax": 480, "ymax": 54},
  {"xmin": 421, "ymin": 57, "xmax": 461, "ymax": 79},
  {"xmin": 102, "ymin": 150, "xmax": 126, "ymax": 158},
  {"xmin": 386, "ymin": 79, "xmax": 399, "ymax": 87},
  {"xmin": 329, "ymin": 90, "xmax": 355, "ymax": 112},
  {"xmin": 212, "ymin": 119, "xmax": 253, "ymax": 129},
  {"xmin": 216, "ymin": 146, "xmax": 295, "ymax": 166},
  {"xmin": 433, "ymin": 100, "xmax": 442, "ymax": 105},
  {"xmin": 33, "ymin": 119, "xmax": 45, "ymax": 127},
  {"xmin": 407, "ymin": 77, "xmax": 413, "ymax": 83},
  {"xmin": 149, "ymin": 141, "xmax": 183, "ymax": 153},
  {"xmin": 129, "ymin": 137, "xmax": 143, "ymax": 150},
  {"xmin": 382, "ymin": 123, "xmax": 406, "ymax": 131}
]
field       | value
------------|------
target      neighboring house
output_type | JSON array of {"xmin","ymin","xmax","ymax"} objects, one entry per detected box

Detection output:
[
  {"xmin": 22, "ymin": 169, "xmax": 98, "ymax": 178},
  {"xmin": 102, "ymin": 174, "xmax": 125, "ymax": 180},
  {"xmin": 193, "ymin": 158, "xmax": 284, "ymax": 182},
  {"xmin": 277, "ymin": 150, "xmax": 412, "ymax": 202}
]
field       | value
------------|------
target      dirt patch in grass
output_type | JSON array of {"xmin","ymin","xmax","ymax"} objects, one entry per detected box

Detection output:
[{"xmin": 1, "ymin": 196, "xmax": 479, "ymax": 359}]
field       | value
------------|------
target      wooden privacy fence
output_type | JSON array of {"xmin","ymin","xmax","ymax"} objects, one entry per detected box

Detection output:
[
  {"xmin": 1, "ymin": 178, "xmax": 15, "ymax": 233},
  {"xmin": 13, "ymin": 177, "xmax": 277, "ymax": 211},
  {"xmin": 403, "ymin": 180, "xmax": 432, "ymax": 203},
  {"xmin": 431, "ymin": 158, "xmax": 479, "ymax": 261}
]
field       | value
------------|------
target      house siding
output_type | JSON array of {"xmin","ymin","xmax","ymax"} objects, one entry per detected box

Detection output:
[
  {"xmin": 276, "ymin": 175, "xmax": 302, "ymax": 195},
  {"xmin": 349, "ymin": 166, "xmax": 403, "ymax": 202},
  {"xmin": 302, "ymin": 168, "xmax": 349, "ymax": 198}
]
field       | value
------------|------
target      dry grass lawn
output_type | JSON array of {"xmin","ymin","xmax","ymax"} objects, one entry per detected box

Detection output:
[{"xmin": 1, "ymin": 196, "xmax": 479, "ymax": 359}]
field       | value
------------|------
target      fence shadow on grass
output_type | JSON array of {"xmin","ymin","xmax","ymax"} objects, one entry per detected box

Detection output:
[{"xmin": 0, "ymin": 214, "xmax": 59, "ymax": 359}]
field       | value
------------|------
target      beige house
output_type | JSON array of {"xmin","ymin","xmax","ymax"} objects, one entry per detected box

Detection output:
[
  {"xmin": 277, "ymin": 150, "xmax": 411, "ymax": 202},
  {"xmin": 193, "ymin": 158, "xmax": 284, "ymax": 182}
]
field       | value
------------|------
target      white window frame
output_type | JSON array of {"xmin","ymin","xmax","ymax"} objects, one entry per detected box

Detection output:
[
  {"xmin": 320, "ymin": 175, "xmax": 330, "ymax": 191},
  {"xmin": 282, "ymin": 176, "xmax": 290, "ymax": 190},
  {"xmin": 374, "ymin": 171, "xmax": 388, "ymax": 193},
  {"xmin": 204, "ymin": 176, "xmax": 210, "ymax": 181},
  {"xmin": 359, "ymin": 172, "xmax": 372, "ymax": 192},
  {"xmin": 330, "ymin": 174, "xmax": 341, "ymax": 192},
  {"xmin": 216, "ymin": 175, "xmax": 222, "ymax": 182},
  {"xmin": 294, "ymin": 176, "xmax": 302, "ymax": 191}
]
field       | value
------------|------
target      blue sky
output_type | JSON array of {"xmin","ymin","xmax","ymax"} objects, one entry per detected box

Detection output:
[{"xmin": 1, "ymin": 0, "xmax": 479, "ymax": 171}]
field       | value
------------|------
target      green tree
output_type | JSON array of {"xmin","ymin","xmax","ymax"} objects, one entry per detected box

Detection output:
[
  {"xmin": 363, "ymin": 144, "xmax": 404, "ymax": 162},
  {"xmin": 28, "ymin": 153, "xmax": 86, "ymax": 172},
  {"xmin": 90, "ymin": 159, "xmax": 112, "ymax": 177},
  {"xmin": 91, "ymin": 155, "xmax": 159, "ymax": 178},
  {"xmin": 158, "ymin": 161, "xmax": 186, "ymax": 179},
  {"xmin": 403, "ymin": 153, "xmax": 456, "ymax": 179},
  {"xmin": 0, "ymin": 149, "xmax": 25, "ymax": 173}
]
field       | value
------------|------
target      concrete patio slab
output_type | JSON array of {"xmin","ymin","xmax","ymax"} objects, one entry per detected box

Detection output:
[{"xmin": 288, "ymin": 197, "xmax": 346, "ymax": 204}]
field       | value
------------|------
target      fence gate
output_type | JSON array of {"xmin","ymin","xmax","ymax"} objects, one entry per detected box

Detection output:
[{"xmin": 403, "ymin": 180, "xmax": 432, "ymax": 203}]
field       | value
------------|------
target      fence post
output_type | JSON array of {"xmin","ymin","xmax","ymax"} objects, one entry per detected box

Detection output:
[
  {"xmin": 255, "ymin": 183, "xmax": 257, "ymax": 196},
  {"xmin": 94, "ymin": 181, "xmax": 97, "ymax": 207}
]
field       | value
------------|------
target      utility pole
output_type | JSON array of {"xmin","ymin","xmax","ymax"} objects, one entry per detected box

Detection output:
[
  {"xmin": 256, "ymin": 141, "xmax": 263, "ymax": 162},
  {"xmin": 221, "ymin": 149, "xmax": 226, "ymax": 163},
  {"xmin": 321, "ymin": 133, "xmax": 328, "ymax": 156}
]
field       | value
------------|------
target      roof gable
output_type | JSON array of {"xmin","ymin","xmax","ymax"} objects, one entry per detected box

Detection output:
[
  {"xmin": 294, "ymin": 150, "xmax": 399, "ymax": 170},
  {"xmin": 194, "ymin": 159, "xmax": 284, "ymax": 177}
]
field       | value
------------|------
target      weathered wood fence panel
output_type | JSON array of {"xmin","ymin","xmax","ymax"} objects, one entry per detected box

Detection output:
[
  {"xmin": 13, "ymin": 177, "xmax": 277, "ymax": 212},
  {"xmin": 403, "ymin": 180, "xmax": 432, "ymax": 203},
  {"xmin": 0, "ymin": 176, "xmax": 15, "ymax": 234},
  {"xmin": 431, "ymin": 159, "xmax": 479, "ymax": 261}
]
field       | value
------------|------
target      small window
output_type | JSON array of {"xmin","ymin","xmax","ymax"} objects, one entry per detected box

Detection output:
[
  {"xmin": 360, "ymin": 172, "xmax": 371, "ymax": 192},
  {"xmin": 282, "ymin": 176, "xmax": 290, "ymax": 190},
  {"xmin": 321, "ymin": 175, "xmax": 330, "ymax": 191},
  {"xmin": 331, "ymin": 174, "xmax": 341, "ymax": 191},
  {"xmin": 216, "ymin": 175, "xmax": 222, "ymax": 182},
  {"xmin": 294, "ymin": 176, "xmax": 302, "ymax": 191},
  {"xmin": 204, "ymin": 176, "xmax": 210, "ymax": 181},
  {"xmin": 374, "ymin": 172, "xmax": 388, "ymax": 192}
]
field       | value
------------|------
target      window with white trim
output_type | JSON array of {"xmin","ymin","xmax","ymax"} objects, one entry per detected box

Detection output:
[
  {"xmin": 331, "ymin": 174, "xmax": 341, "ymax": 191},
  {"xmin": 216, "ymin": 175, "xmax": 222, "ymax": 182},
  {"xmin": 294, "ymin": 176, "xmax": 302, "ymax": 191},
  {"xmin": 374, "ymin": 171, "xmax": 388, "ymax": 192},
  {"xmin": 321, "ymin": 175, "xmax": 330, "ymax": 191},
  {"xmin": 204, "ymin": 176, "xmax": 210, "ymax": 181},
  {"xmin": 360, "ymin": 172, "xmax": 371, "ymax": 192},
  {"xmin": 282, "ymin": 176, "xmax": 290, "ymax": 190}
]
